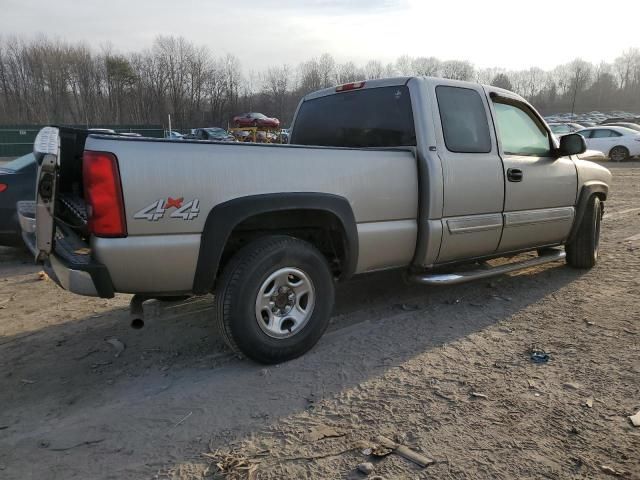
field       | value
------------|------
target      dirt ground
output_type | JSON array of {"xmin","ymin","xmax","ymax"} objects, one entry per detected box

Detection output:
[{"xmin": 0, "ymin": 163, "xmax": 639, "ymax": 480}]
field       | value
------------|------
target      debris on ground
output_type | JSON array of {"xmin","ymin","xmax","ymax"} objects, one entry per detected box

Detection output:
[
  {"xmin": 303, "ymin": 424, "xmax": 345, "ymax": 442},
  {"xmin": 395, "ymin": 303, "xmax": 420, "ymax": 311},
  {"xmin": 470, "ymin": 392, "xmax": 487, "ymax": 399},
  {"xmin": 203, "ymin": 449, "xmax": 259, "ymax": 480},
  {"xmin": 529, "ymin": 345, "xmax": 550, "ymax": 363},
  {"xmin": 36, "ymin": 271, "xmax": 48, "ymax": 281},
  {"xmin": 105, "ymin": 338, "xmax": 125, "ymax": 358},
  {"xmin": 583, "ymin": 398, "xmax": 594, "ymax": 408},
  {"xmin": 375, "ymin": 435, "xmax": 433, "ymax": 468},
  {"xmin": 629, "ymin": 410, "xmax": 640, "ymax": 427},
  {"xmin": 357, "ymin": 462, "xmax": 374, "ymax": 475},
  {"xmin": 563, "ymin": 382, "xmax": 582, "ymax": 390},
  {"xmin": 600, "ymin": 464, "xmax": 626, "ymax": 476}
]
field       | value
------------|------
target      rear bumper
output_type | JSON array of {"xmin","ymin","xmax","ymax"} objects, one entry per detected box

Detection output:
[{"xmin": 45, "ymin": 231, "xmax": 115, "ymax": 298}]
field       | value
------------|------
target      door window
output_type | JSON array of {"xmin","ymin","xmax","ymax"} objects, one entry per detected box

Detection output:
[
  {"xmin": 436, "ymin": 86, "xmax": 491, "ymax": 153},
  {"xmin": 578, "ymin": 129, "xmax": 593, "ymax": 139},
  {"xmin": 592, "ymin": 129, "xmax": 620, "ymax": 138},
  {"xmin": 493, "ymin": 101, "xmax": 551, "ymax": 156}
]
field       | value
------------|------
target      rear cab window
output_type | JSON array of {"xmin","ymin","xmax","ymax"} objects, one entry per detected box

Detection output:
[
  {"xmin": 290, "ymin": 86, "xmax": 416, "ymax": 148},
  {"xmin": 435, "ymin": 86, "xmax": 492, "ymax": 153}
]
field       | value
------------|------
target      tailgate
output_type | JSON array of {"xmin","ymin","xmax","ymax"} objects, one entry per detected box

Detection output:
[{"xmin": 31, "ymin": 126, "xmax": 90, "ymax": 260}]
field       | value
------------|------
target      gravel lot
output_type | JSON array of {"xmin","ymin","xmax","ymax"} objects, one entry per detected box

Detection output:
[{"xmin": 0, "ymin": 163, "xmax": 638, "ymax": 480}]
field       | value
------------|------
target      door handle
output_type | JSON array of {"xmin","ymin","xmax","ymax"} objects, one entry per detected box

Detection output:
[{"xmin": 507, "ymin": 168, "xmax": 523, "ymax": 182}]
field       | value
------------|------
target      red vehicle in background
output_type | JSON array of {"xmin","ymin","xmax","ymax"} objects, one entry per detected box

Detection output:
[{"xmin": 233, "ymin": 112, "xmax": 280, "ymax": 128}]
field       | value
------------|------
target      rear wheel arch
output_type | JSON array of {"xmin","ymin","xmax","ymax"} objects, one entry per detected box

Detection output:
[{"xmin": 192, "ymin": 193, "xmax": 358, "ymax": 294}]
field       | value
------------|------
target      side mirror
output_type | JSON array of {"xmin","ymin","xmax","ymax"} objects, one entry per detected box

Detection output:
[{"xmin": 555, "ymin": 133, "xmax": 586, "ymax": 157}]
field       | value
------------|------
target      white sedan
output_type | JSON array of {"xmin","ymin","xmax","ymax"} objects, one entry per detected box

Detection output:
[{"xmin": 577, "ymin": 126, "xmax": 640, "ymax": 162}]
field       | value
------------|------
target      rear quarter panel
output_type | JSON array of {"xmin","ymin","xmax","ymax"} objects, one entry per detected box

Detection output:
[{"xmin": 85, "ymin": 137, "xmax": 419, "ymax": 291}]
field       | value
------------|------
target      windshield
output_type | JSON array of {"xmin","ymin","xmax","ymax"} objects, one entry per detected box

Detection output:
[
  {"xmin": 550, "ymin": 124, "xmax": 570, "ymax": 133},
  {"xmin": 2, "ymin": 153, "xmax": 35, "ymax": 171}
]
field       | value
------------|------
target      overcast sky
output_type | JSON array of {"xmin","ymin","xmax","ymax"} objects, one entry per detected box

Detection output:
[{"xmin": 2, "ymin": 0, "xmax": 639, "ymax": 72}]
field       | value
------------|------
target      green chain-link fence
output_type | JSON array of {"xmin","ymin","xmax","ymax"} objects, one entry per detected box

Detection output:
[{"xmin": 0, "ymin": 125, "xmax": 164, "ymax": 157}]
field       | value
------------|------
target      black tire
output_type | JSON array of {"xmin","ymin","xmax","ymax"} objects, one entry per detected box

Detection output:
[
  {"xmin": 214, "ymin": 235, "xmax": 335, "ymax": 364},
  {"xmin": 566, "ymin": 196, "xmax": 602, "ymax": 269},
  {"xmin": 609, "ymin": 146, "xmax": 629, "ymax": 162}
]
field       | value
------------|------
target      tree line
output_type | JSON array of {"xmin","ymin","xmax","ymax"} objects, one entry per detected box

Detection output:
[{"xmin": 1, "ymin": 35, "xmax": 639, "ymax": 130}]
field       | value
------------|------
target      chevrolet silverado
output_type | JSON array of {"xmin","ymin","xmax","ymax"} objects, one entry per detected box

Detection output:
[{"xmin": 20, "ymin": 77, "xmax": 611, "ymax": 363}]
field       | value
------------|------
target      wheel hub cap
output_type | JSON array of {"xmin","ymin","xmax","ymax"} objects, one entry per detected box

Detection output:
[{"xmin": 255, "ymin": 267, "xmax": 315, "ymax": 339}]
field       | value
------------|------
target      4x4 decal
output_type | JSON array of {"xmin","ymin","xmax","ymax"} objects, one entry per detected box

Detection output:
[{"xmin": 134, "ymin": 197, "xmax": 200, "ymax": 221}]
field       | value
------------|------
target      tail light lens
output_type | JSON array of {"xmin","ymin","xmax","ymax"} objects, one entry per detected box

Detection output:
[
  {"xmin": 0, "ymin": 183, "xmax": 7, "ymax": 193},
  {"xmin": 83, "ymin": 151, "xmax": 127, "ymax": 237}
]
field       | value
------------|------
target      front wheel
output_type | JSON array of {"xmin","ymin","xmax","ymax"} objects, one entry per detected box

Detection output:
[
  {"xmin": 214, "ymin": 236, "xmax": 335, "ymax": 364},
  {"xmin": 566, "ymin": 196, "xmax": 602, "ymax": 269}
]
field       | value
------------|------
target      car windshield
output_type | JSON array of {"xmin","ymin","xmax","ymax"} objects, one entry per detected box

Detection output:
[
  {"xmin": 251, "ymin": 113, "xmax": 267, "ymax": 119},
  {"xmin": 550, "ymin": 124, "xmax": 570, "ymax": 133},
  {"xmin": 2, "ymin": 153, "xmax": 35, "ymax": 171}
]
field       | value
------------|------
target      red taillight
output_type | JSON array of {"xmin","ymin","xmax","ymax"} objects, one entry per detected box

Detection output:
[
  {"xmin": 336, "ymin": 81, "xmax": 365, "ymax": 92},
  {"xmin": 0, "ymin": 183, "xmax": 7, "ymax": 193},
  {"xmin": 83, "ymin": 151, "xmax": 127, "ymax": 237}
]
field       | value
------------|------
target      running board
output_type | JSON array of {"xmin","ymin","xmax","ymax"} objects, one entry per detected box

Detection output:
[{"xmin": 409, "ymin": 250, "xmax": 566, "ymax": 286}]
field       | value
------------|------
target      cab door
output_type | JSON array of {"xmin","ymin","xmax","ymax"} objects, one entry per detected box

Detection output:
[
  {"xmin": 486, "ymin": 92, "xmax": 577, "ymax": 252},
  {"xmin": 432, "ymin": 81, "xmax": 505, "ymax": 263}
]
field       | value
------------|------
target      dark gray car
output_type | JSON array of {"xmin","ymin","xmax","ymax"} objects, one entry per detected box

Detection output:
[{"xmin": 0, "ymin": 153, "xmax": 36, "ymax": 246}]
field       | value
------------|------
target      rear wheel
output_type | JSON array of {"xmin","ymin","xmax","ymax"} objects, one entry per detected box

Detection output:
[
  {"xmin": 566, "ymin": 196, "xmax": 602, "ymax": 269},
  {"xmin": 609, "ymin": 146, "xmax": 629, "ymax": 162},
  {"xmin": 214, "ymin": 236, "xmax": 334, "ymax": 364}
]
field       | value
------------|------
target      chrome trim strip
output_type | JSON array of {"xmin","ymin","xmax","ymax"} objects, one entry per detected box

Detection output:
[
  {"xmin": 446, "ymin": 213, "xmax": 503, "ymax": 234},
  {"xmin": 504, "ymin": 207, "xmax": 574, "ymax": 227}
]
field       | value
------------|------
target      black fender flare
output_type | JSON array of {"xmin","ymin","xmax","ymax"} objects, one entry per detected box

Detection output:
[
  {"xmin": 192, "ymin": 192, "xmax": 358, "ymax": 294},
  {"xmin": 567, "ymin": 182, "xmax": 608, "ymax": 244}
]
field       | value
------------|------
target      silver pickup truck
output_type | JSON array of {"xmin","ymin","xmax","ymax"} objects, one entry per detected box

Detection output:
[{"xmin": 20, "ymin": 76, "xmax": 611, "ymax": 364}]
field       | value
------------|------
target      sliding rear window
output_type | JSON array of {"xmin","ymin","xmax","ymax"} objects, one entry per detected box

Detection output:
[{"xmin": 291, "ymin": 86, "xmax": 416, "ymax": 148}]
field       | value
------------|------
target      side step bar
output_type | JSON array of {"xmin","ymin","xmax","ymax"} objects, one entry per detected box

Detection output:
[{"xmin": 409, "ymin": 250, "xmax": 566, "ymax": 286}]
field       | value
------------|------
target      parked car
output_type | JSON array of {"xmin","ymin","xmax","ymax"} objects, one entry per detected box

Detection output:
[
  {"xmin": 21, "ymin": 77, "xmax": 610, "ymax": 364},
  {"xmin": 548, "ymin": 122, "xmax": 583, "ymax": 136},
  {"xmin": 185, "ymin": 127, "xmax": 235, "ymax": 142},
  {"xmin": 0, "ymin": 153, "xmax": 36, "ymax": 246},
  {"xmin": 166, "ymin": 131, "xmax": 184, "ymax": 139},
  {"xmin": 233, "ymin": 112, "xmax": 280, "ymax": 128},
  {"xmin": 577, "ymin": 126, "xmax": 640, "ymax": 161},
  {"xmin": 601, "ymin": 122, "xmax": 640, "ymax": 132}
]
